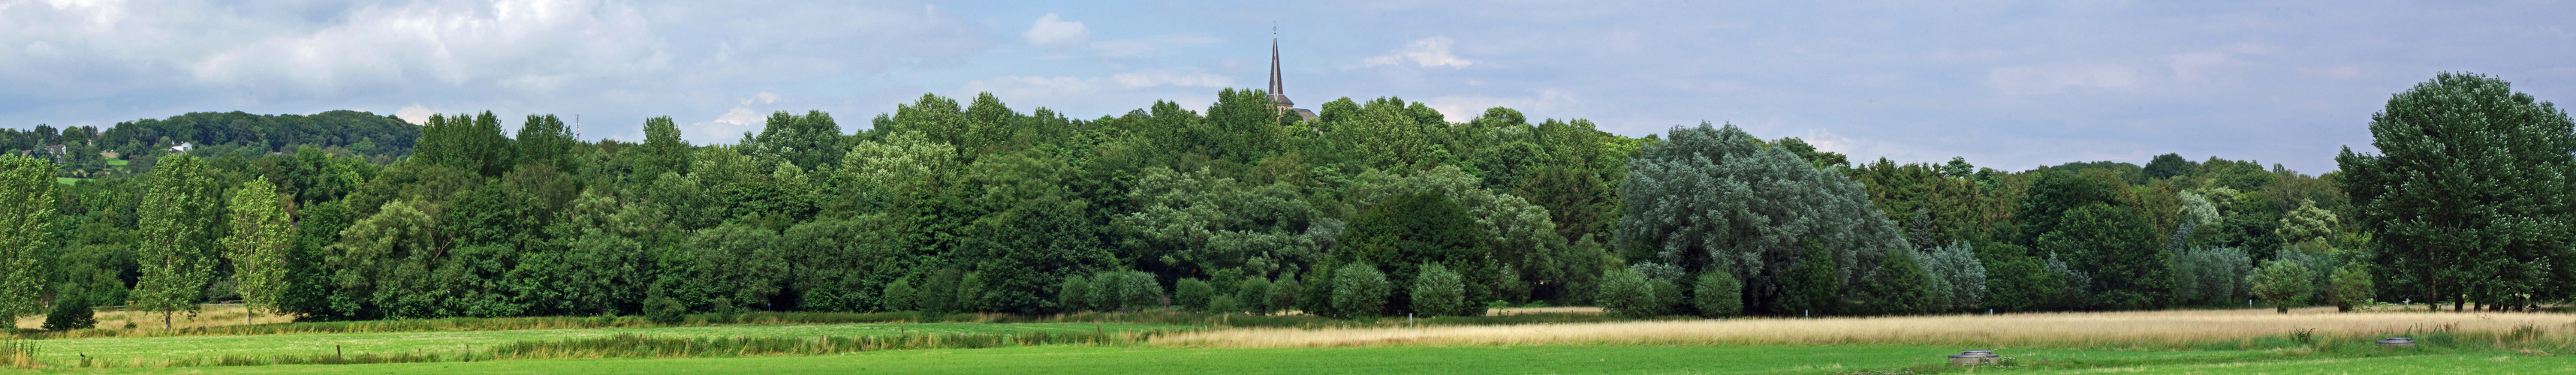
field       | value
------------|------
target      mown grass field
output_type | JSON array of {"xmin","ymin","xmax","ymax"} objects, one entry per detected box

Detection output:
[
  {"xmin": 7, "ymin": 307, "xmax": 2572, "ymax": 374},
  {"xmin": 23, "ymin": 345, "xmax": 2571, "ymax": 374},
  {"xmin": 18, "ymin": 322, "xmax": 1188, "ymax": 366}
]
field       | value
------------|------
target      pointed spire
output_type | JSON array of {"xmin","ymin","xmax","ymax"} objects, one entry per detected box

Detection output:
[{"xmin": 1268, "ymin": 28, "xmax": 1291, "ymax": 107}]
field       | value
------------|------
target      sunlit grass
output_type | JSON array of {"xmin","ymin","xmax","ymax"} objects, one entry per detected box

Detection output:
[
  {"xmin": 1155, "ymin": 307, "xmax": 2576, "ymax": 351},
  {"xmin": 11, "ymin": 304, "xmax": 295, "ymax": 332},
  {"xmin": 21, "ymin": 322, "xmax": 1191, "ymax": 368}
]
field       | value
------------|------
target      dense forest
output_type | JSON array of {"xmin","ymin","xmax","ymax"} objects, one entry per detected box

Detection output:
[
  {"xmin": 0, "ymin": 110, "xmax": 418, "ymax": 181},
  {"xmin": 1, "ymin": 73, "xmax": 2568, "ymax": 328}
]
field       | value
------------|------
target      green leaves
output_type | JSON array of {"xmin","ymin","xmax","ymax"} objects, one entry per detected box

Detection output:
[
  {"xmin": 2249, "ymin": 260, "xmax": 2312, "ymax": 314},
  {"xmin": 1616, "ymin": 123, "xmax": 1906, "ymax": 315},
  {"xmin": 134, "ymin": 155, "xmax": 224, "ymax": 323},
  {"xmin": 414, "ymin": 112, "xmax": 515, "ymax": 177},
  {"xmin": 1692, "ymin": 272, "xmax": 1743, "ymax": 318},
  {"xmin": 1409, "ymin": 262, "xmax": 1466, "ymax": 316},
  {"xmin": 2035, "ymin": 202, "xmax": 2168, "ymax": 310},
  {"xmin": 221, "ymin": 178, "xmax": 294, "ymax": 316},
  {"xmin": 1328, "ymin": 262, "xmax": 1389, "ymax": 318},
  {"xmin": 1595, "ymin": 268, "xmax": 1663, "ymax": 318},
  {"xmin": 749, "ymin": 110, "xmax": 845, "ymax": 170},
  {"xmin": 2337, "ymin": 72, "xmax": 2576, "ymax": 309},
  {"xmin": 0, "ymin": 154, "xmax": 55, "ymax": 319}
]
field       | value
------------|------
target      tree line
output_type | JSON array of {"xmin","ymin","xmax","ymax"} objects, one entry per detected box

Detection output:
[
  {"xmin": 2, "ymin": 73, "xmax": 2568, "ymax": 329},
  {"xmin": 0, "ymin": 110, "xmax": 417, "ymax": 181}
]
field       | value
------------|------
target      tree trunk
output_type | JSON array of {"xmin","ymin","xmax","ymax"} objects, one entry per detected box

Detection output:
[{"xmin": 163, "ymin": 313, "xmax": 173, "ymax": 330}]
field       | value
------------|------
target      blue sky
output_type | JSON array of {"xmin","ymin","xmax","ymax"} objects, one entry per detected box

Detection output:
[{"xmin": 4, "ymin": 1, "xmax": 2571, "ymax": 172}]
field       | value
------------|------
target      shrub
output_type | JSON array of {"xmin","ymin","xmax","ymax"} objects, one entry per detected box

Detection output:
[
  {"xmin": 1496, "ymin": 271, "xmax": 1531, "ymax": 304},
  {"xmin": 1058, "ymin": 274, "xmax": 1093, "ymax": 312},
  {"xmin": 1330, "ymin": 263, "xmax": 1389, "ymax": 317},
  {"xmin": 643, "ymin": 296, "xmax": 687, "ymax": 324},
  {"xmin": 2249, "ymin": 260, "xmax": 2312, "ymax": 314},
  {"xmin": 1920, "ymin": 242, "xmax": 1987, "ymax": 310},
  {"xmin": 1175, "ymin": 278, "xmax": 1214, "ymax": 312},
  {"xmin": 1086, "ymin": 272, "xmax": 1119, "ymax": 311},
  {"xmin": 2044, "ymin": 252, "xmax": 2092, "ymax": 310},
  {"xmin": 2330, "ymin": 262, "xmax": 2373, "ymax": 312},
  {"xmin": 43, "ymin": 294, "xmax": 97, "ymax": 331},
  {"xmin": 1780, "ymin": 245, "xmax": 1841, "ymax": 316},
  {"xmin": 879, "ymin": 278, "xmax": 916, "ymax": 312},
  {"xmin": 916, "ymin": 268, "xmax": 963, "ymax": 314},
  {"xmin": 1648, "ymin": 278, "xmax": 1683, "ymax": 316},
  {"xmin": 1114, "ymin": 272, "xmax": 1163, "ymax": 310},
  {"xmin": 1692, "ymin": 272, "xmax": 1743, "ymax": 318},
  {"xmin": 1235, "ymin": 277, "xmax": 1273, "ymax": 314},
  {"xmin": 1209, "ymin": 295, "xmax": 1240, "ymax": 314},
  {"xmin": 1267, "ymin": 278, "xmax": 1302, "ymax": 316},
  {"xmin": 1863, "ymin": 248, "xmax": 1939, "ymax": 315},
  {"xmin": 2172, "ymin": 247, "xmax": 2253, "ymax": 305},
  {"xmin": 1595, "ymin": 269, "xmax": 1660, "ymax": 318},
  {"xmin": 1410, "ymin": 263, "xmax": 1466, "ymax": 316},
  {"xmin": 1297, "ymin": 267, "xmax": 1333, "ymax": 316},
  {"xmin": 1980, "ymin": 250, "xmax": 2065, "ymax": 313}
]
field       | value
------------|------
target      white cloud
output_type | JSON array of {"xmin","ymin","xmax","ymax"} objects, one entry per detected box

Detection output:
[
  {"xmin": 713, "ymin": 106, "xmax": 763, "ymax": 127},
  {"xmin": 689, "ymin": 91, "xmax": 794, "ymax": 143},
  {"xmin": 1023, "ymin": 13, "xmax": 1089, "ymax": 49},
  {"xmin": 396, "ymin": 104, "xmax": 434, "ymax": 124},
  {"xmin": 1365, "ymin": 36, "xmax": 1475, "ymax": 68},
  {"xmin": 185, "ymin": 0, "xmax": 665, "ymax": 96}
]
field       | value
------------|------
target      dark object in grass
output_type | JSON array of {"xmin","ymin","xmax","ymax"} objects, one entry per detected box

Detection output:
[
  {"xmin": 2376, "ymin": 337, "xmax": 2415, "ymax": 348},
  {"xmin": 1946, "ymin": 350, "xmax": 1999, "ymax": 366}
]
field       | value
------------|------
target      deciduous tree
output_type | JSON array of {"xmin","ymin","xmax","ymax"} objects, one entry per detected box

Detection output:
[
  {"xmin": 134, "ymin": 155, "xmax": 224, "ymax": 328},
  {"xmin": 2336, "ymin": 72, "xmax": 2576, "ymax": 311},
  {"xmin": 221, "ymin": 178, "xmax": 294, "ymax": 319}
]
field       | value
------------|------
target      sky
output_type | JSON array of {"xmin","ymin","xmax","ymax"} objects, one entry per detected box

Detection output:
[{"xmin": 4, "ymin": 0, "xmax": 2572, "ymax": 172}]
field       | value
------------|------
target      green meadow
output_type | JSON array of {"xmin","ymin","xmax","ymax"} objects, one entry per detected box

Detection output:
[
  {"xmin": 21, "ymin": 344, "xmax": 2566, "ymax": 374},
  {"xmin": 17, "ymin": 322, "xmax": 1187, "ymax": 366}
]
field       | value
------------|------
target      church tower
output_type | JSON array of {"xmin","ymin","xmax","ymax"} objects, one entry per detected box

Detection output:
[{"xmin": 1269, "ymin": 32, "xmax": 1318, "ymax": 121}]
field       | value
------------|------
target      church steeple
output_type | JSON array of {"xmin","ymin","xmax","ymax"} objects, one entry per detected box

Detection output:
[
  {"xmin": 1265, "ymin": 28, "xmax": 1317, "ymax": 121},
  {"xmin": 1268, "ymin": 32, "xmax": 1292, "ymax": 108}
]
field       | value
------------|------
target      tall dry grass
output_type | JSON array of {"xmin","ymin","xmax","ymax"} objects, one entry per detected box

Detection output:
[
  {"xmin": 11, "ymin": 304, "xmax": 295, "ymax": 332},
  {"xmin": 1155, "ymin": 307, "xmax": 2576, "ymax": 351}
]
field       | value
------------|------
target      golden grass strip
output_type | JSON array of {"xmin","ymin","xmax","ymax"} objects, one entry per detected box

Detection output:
[{"xmin": 1154, "ymin": 308, "xmax": 2576, "ymax": 350}]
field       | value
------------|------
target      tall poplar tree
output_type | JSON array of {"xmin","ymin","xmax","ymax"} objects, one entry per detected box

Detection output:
[
  {"xmin": 223, "ymin": 178, "xmax": 296, "ymax": 320},
  {"xmin": 2337, "ymin": 73, "xmax": 2576, "ymax": 310},
  {"xmin": 0, "ymin": 154, "xmax": 55, "ymax": 320},
  {"xmin": 135, "ymin": 155, "xmax": 224, "ymax": 328}
]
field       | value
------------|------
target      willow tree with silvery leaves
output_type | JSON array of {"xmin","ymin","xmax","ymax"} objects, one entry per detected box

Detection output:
[{"xmin": 1616, "ymin": 123, "xmax": 1909, "ymax": 315}]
